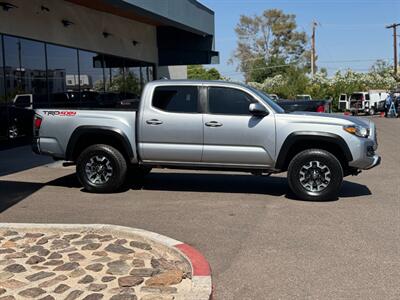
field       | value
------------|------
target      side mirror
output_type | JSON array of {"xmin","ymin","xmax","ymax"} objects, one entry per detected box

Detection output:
[{"xmin": 249, "ymin": 103, "xmax": 268, "ymax": 116}]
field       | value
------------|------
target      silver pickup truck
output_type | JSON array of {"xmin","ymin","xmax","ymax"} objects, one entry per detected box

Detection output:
[{"xmin": 32, "ymin": 80, "xmax": 380, "ymax": 201}]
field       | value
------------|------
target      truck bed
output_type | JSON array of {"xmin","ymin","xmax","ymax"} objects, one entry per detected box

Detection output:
[
  {"xmin": 34, "ymin": 108, "xmax": 138, "ymax": 162},
  {"xmin": 277, "ymin": 99, "xmax": 332, "ymax": 113}
]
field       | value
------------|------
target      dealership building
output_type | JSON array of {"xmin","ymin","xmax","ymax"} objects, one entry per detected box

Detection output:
[{"xmin": 0, "ymin": 0, "xmax": 218, "ymax": 142}]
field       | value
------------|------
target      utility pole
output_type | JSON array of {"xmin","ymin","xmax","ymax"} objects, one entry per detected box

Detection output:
[
  {"xmin": 386, "ymin": 23, "xmax": 400, "ymax": 76},
  {"xmin": 311, "ymin": 21, "xmax": 318, "ymax": 77}
]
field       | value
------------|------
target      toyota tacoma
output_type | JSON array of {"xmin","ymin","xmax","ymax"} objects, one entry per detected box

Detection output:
[{"xmin": 32, "ymin": 80, "xmax": 380, "ymax": 201}]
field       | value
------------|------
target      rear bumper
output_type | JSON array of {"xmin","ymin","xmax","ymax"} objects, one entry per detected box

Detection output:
[
  {"xmin": 32, "ymin": 137, "xmax": 64, "ymax": 159},
  {"xmin": 32, "ymin": 138, "xmax": 40, "ymax": 155}
]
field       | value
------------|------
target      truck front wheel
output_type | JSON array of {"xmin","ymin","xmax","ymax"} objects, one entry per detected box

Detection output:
[
  {"xmin": 76, "ymin": 144, "xmax": 127, "ymax": 193},
  {"xmin": 287, "ymin": 149, "xmax": 343, "ymax": 201}
]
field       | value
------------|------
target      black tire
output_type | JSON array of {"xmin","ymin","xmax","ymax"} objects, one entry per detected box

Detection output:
[
  {"xmin": 76, "ymin": 144, "xmax": 127, "ymax": 193},
  {"xmin": 287, "ymin": 149, "xmax": 343, "ymax": 201},
  {"xmin": 369, "ymin": 107, "xmax": 375, "ymax": 116}
]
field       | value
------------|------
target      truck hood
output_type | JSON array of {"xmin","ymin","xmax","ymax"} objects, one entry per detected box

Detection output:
[{"xmin": 281, "ymin": 111, "xmax": 371, "ymax": 127}]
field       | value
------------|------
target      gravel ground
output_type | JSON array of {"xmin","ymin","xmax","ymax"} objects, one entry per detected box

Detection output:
[{"xmin": 0, "ymin": 227, "xmax": 191, "ymax": 300}]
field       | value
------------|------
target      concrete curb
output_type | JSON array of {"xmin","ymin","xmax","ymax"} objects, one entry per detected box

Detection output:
[{"xmin": 0, "ymin": 223, "xmax": 212, "ymax": 300}]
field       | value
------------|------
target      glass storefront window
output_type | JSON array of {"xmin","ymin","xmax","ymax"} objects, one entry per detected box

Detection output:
[
  {"xmin": 79, "ymin": 50, "xmax": 105, "ymax": 92},
  {"xmin": 124, "ymin": 66, "xmax": 141, "ymax": 99},
  {"xmin": 47, "ymin": 44, "xmax": 79, "ymax": 107},
  {"xmin": 0, "ymin": 35, "xmax": 4, "ymax": 102},
  {"xmin": 1, "ymin": 36, "xmax": 48, "ymax": 139},
  {"xmin": 104, "ymin": 56, "xmax": 125, "ymax": 97},
  {"xmin": 78, "ymin": 51, "xmax": 106, "ymax": 108},
  {"xmin": 106, "ymin": 68, "xmax": 123, "ymax": 90},
  {"xmin": 3, "ymin": 36, "xmax": 47, "ymax": 104},
  {"xmin": 148, "ymin": 66, "xmax": 154, "ymax": 82},
  {"xmin": 0, "ymin": 35, "xmax": 7, "ymax": 139},
  {"xmin": 0, "ymin": 33, "xmax": 157, "ymax": 142},
  {"xmin": 1, "ymin": 35, "xmax": 154, "ymax": 109}
]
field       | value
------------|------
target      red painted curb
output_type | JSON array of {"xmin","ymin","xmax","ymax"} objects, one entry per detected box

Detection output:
[{"xmin": 175, "ymin": 243, "xmax": 211, "ymax": 276}]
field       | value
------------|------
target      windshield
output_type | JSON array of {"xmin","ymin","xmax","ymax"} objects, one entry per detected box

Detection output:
[
  {"xmin": 296, "ymin": 95, "xmax": 311, "ymax": 100},
  {"xmin": 246, "ymin": 86, "xmax": 285, "ymax": 113}
]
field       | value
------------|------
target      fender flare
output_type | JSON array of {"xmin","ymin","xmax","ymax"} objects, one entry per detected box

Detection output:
[
  {"xmin": 275, "ymin": 131, "xmax": 353, "ymax": 170},
  {"xmin": 66, "ymin": 126, "xmax": 134, "ymax": 161}
]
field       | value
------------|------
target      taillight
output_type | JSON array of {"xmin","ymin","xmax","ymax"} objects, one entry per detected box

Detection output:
[
  {"xmin": 34, "ymin": 115, "xmax": 42, "ymax": 130},
  {"xmin": 316, "ymin": 105, "xmax": 325, "ymax": 113},
  {"xmin": 33, "ymin": 114, "xmax": 42, "ymax": 136}
]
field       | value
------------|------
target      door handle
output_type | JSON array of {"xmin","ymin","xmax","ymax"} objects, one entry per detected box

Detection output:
[
  {"xmin": 146, "ymin": 119, "xmax": 163, "ymax": 125},
  {"xmin": 205, "ymin": 121, "xmax": 223, "ymax": 127}
]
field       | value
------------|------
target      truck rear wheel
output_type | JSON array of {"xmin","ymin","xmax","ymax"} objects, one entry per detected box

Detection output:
[
  {"xmin": 76, "ymin": 144, "xmax": 127, "ymax": 193},
  {"xmin": 287, "ymin": 149, "xmax": 343, "ymax": 201}
]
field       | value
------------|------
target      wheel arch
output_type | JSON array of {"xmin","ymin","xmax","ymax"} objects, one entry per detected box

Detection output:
[
  {"xmin": 66, "ymin": 126, "xmax": 134, "ymax": 162},
  {"xmin": 275, "ymin": 132, "xmax": 353, "ymax": 171}
]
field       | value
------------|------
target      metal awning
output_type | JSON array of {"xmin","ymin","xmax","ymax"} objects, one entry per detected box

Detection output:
[{"xmin": 66, "ymin": 0, "xmax": 219, "ymax": 65}]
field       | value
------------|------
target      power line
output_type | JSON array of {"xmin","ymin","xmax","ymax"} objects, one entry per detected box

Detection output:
[
  {"xmin": 221, "ymin": 59, "xmax": 393, "ymax": 76},
  {"xmin": 231, "ymin": 53, "xmax": 391, "ymax": 64},
  {"xmin": 227, "ymin": 58, "xmax": 391, "ymax": 72}
]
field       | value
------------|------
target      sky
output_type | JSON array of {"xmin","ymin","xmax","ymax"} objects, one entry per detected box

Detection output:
[{"xmin": 201, "ymin": 0, "xmax": 400, "ymax": 81}]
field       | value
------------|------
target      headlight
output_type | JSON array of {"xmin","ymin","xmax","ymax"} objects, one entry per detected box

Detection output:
[{"xmin": 343, "ymin": 125, "xmax": 369, "ymax": 138}]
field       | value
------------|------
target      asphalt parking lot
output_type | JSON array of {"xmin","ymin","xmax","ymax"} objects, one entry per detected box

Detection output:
[{"xmin": 0, "ymin": 117, "xmax": 399, "ymax": 299}]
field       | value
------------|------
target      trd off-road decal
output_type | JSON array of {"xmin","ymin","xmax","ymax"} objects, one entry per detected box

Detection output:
[{"xmin": 42, "ymin": 111, "xmax": 77, "ymax": 116}]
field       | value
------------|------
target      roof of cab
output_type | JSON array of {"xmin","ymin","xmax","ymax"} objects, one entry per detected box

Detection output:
[{"xmin": 147, "ymin": 79, "xmax": 246, "ymax": 87}]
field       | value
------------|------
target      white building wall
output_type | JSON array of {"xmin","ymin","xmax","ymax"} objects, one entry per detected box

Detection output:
[
  {"xmin": 157, "ymin": 66, "xmax": 188, "ymax": 80},
  {"xmin": 0, "ymin": 0, "xmax": 158, "ymax": 64}
]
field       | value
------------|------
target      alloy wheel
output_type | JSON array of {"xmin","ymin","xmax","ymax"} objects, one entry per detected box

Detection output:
[
  {"xmin": 299, "ymin": 160, "xmax": 331, "ymax": 192},
  {"xmin": 85, "ymin": 155, "xmax": 114, "ymax": 184},
  {"xmin": 8, "ymin": 124, "xmax": 18, "ymax": 139}
]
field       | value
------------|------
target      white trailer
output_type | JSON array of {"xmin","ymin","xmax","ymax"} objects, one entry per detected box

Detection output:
[{"xmin": 344, "ymin": 90, "xmax": 388, "ymax": 115}]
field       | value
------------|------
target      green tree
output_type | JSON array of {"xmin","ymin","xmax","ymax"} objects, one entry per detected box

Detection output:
[
  {"xmin": 250, "ymin": 62, "xmax": 397, "ymax": 109},
  {"xmin": 231, "ymin": 9, "xmax": 310, "ymax": 82},
  {"xmin": 248, "ymin": 56, "xmax": 288, "ymax": 83},
  {"xmin": 98, "ymin": 69, "xmax": 141, "ymax": 96},
  {"xmin": 187, "ymin": 65, "xmax": 222, "ymax": 80},
  {"xmin": 370, "ymin": 59, "xmax": 393, "ymax": 77}
]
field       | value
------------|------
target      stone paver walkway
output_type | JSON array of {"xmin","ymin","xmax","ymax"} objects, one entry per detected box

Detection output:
[{"xmin": 0, "ymin": 228, "xmax": 192, "ymax": 299}]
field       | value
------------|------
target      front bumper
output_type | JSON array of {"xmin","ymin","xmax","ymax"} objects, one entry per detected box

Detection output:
[
  {"xmin": 347, "ymin": 120, "xmax": 381, "ymax": 170},
  {"xmin": 364, "ymin": 155, "xmax": 381, "ymax": 170}
]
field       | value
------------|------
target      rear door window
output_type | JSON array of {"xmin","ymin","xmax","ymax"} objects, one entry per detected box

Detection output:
[{"xmin": 152, "ymin": 86, "xmax": 199, "ymax": 113}]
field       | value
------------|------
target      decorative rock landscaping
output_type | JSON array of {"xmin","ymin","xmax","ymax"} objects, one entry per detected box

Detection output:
[{"xmin": 0, "ymin": 224, "xmax": 208, "ymax": 300}]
